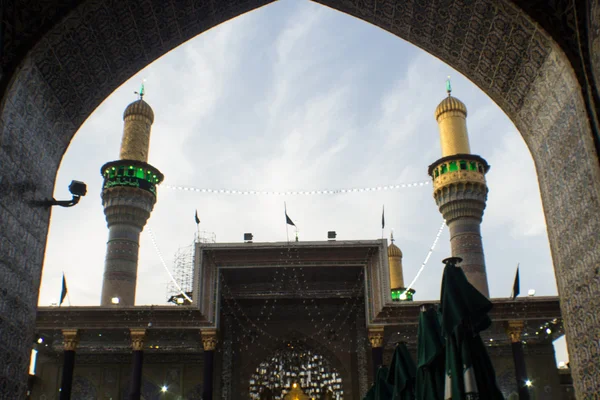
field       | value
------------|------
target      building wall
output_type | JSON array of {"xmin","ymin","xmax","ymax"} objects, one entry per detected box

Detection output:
[
  {"xmin": 489, "ymin": 342, "xmax": 565, "ymax": 400},
  {"xmin": 31, "ymin": 353, "xmax": 204, "ymax": 400}
]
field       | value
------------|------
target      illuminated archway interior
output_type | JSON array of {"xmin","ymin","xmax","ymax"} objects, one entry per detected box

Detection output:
[{"xmin": 250, "ymin": 341, "xmax": 343, "ymax": 399}]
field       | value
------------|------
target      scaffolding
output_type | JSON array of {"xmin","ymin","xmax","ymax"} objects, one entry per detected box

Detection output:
[{"xmin": 166, "ymin": 231, "xmax": 216, "ymax": 305}]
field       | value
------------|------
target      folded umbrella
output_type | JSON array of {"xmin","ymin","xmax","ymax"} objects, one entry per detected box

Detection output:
[
  {"xmin": 363, "ymin": 366, "xmax": 393, "ymax": 400},
  {"xmin": 416, "ymin": 306, "xmax": 445, "ymax": 400},
  {"xmin": 387, "ymin": 342, "xmax": 417, "ymax": 400},
  {"xmin": 439, "ymin": 257, "xmax": 504, "ymax": 400},
  {"xmin": 375, "ymin": 366, "xmax": 394, "ymax": 400}
]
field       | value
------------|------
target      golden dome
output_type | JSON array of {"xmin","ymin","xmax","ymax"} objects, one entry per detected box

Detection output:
[
  {"xmin": 434, "ymin": 95, "xmax": 467, "ymax": 121},
  {"xmin": 123, "ymin": 99, "xmax": 154, "ymax": 123},
  {"xmin": 388, "ymin": 243, "xmax": 403, "ymax": 258}
]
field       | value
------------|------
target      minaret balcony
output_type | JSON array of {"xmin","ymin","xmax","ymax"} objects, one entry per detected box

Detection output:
[
  {"xmin": 101, "ymin": 159, "xmax": 164, "ymax": 197},
  {"xmin": 428, "ymin": 153, "xmax": 490, "ymax": 191},
  {"xmin": 391, "ymin": 287, "xmax": 415, "ymax": 302}
]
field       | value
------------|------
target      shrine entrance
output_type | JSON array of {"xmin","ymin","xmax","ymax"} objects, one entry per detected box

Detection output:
[{"xmin": 250, "ymin": 341, "xmax": 342, "ymax": 400}]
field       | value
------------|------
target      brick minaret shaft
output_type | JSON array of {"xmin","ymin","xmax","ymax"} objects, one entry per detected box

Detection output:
[
  {"xmin": 100, "ymin": 92, "xmax": 163, "ymax": 306},
  {"xmin": 428, "ymin": 82, "xmax": 491, "ymax": 297}
]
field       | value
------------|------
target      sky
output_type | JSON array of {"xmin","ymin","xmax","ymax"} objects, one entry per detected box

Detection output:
[{"xmin": 38, "ymin": 0, "xmax": 567, "ymax": 362}]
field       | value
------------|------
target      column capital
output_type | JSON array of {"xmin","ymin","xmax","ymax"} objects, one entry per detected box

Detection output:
[
  {"xmin": 201, "ymin": 328, "xmax": 218, "ymax": 351},
  {"xmin": 506, "ymin": 320, "xmax": 525, "ymax": 343},
  {"xmin": 367, "ymin": 326, "xmax": 385, "ymax": 348},
  {"xmin": 62, "ymin": 329, "xmax": 79, "ymax": 351},
  {"xmin": 130, "ymin": 328, "xmax": 146, "ymax": 351}
]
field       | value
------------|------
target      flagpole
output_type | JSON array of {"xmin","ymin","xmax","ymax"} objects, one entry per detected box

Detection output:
[
  {"xmin": 381, "ymin": 205, "xmax": 385, "ymax": 239},
  {"xmin": 285, "ymin": 202, "xmax": 289, "ymax": 243},
  {"xmin": 194, "ymin": 210, "xmax": 200, "ymax": 243}
]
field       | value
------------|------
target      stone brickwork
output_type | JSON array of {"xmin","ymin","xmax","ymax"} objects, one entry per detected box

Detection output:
[
  {"xmin": 100, "ymin": 186, "xmax": 157, "ymax": 306},
  {"xmin": 1, "ymin": 0, "xmax": 600, "ymax": 398}
]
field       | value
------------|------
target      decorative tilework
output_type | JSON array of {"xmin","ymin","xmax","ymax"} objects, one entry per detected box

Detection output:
[{"xmin": 0, "ymin": 0, "xmax": 600, "ymax": 398}]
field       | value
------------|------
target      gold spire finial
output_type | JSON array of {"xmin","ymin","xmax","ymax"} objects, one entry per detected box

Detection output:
[
  {"xmin": 134, "ymin": 80, "xmax": 146, "ymax": 100},
  {"xmin": 390, "ymin": 230, "xmax": 395, "ymax": 244},
  {"xmin": 446, "ymin": 76, "xmax": 452, "ymax": 96}
]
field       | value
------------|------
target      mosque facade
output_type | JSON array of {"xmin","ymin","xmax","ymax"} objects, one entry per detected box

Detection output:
[{"xmin": 30, "ymin": 90, "xmax": 572, "ymax": 400}]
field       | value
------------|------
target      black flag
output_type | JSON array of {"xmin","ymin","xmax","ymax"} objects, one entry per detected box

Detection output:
[
  {"xmin": 510, "ymin": 265, "xmax": 520, "ymax": 300},
  {"xmin": 382, "ymin": 205, "xmax": 385, "ymax": 229},
  {"xmin": 285, "ymin": 211, "xmax": 296, "ymax": 227},
  {"xmin": 194, "ymin": 210, "xmax": 200, "ymax": 225},
  {"xmin": 284, "ymin": 202, "xmax": 296, "ymax": 227},
  {"xmin": 60, "ymin": 273, "xmax": 68, "ymax": 306}
]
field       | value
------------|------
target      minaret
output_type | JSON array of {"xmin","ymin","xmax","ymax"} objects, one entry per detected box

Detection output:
[
  {"xmin": 99, "ymin": 84, "xmax": 163, "ymax": 306},
  {"xmin": 428, "ymin": 79, "xmax": 491, "ymax": 297},
  {"xmin": 388, "ymin": 233, "xmax": 415, "ymax": 301}
]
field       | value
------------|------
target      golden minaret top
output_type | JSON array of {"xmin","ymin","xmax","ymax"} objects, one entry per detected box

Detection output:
[
  {"xmin": 388, "ymin": 232, "xmax": 405, "ymax": 290},
  {"xmin": 119, "ymin": 83, "xmax": 155, "ymax": 162},
  {"xmin": 434, "ymin": 78, "xmax": 471, "ymax": 157}
]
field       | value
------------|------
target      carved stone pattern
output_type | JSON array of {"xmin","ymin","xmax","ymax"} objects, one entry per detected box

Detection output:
[
  {"xmin": 368, "ymin": 328, "xmax": 384, "ymax": 348},
  {"xmin": 201, "ymin": 330, "xmax": 218, "ymax": 351},
  {"xmin": 432, "ymin": 170, "xmax": 487, "ymax": 191},
  {"xmin": 0, "ymin": 0, "xmax": 599, "ymax": 397},
  {"xmin": 50, "ymin": 352, "xmax": 205, "ymax": 366},
  {"xmin": 130, "ymin": 329, "xmax": 146, "ymax": 351},
  {"xmin": 505, "ymin": 320, "xmax": 524, "ymax": 343},
  {"xmin": 221, "ymin": 316, "xmax": 233, "ymax": 400},
  {"xmin": 62, "ymin": 329, "xmax": 79, "ymax": 351},
  {"xmin": 590, "ymin": 1, "xmax": 600, "ymax": 101},
  {"xmin": 356, "ymin": 312, "xmax": 369, "ymax": 397},
  {"xmin": 102, "ymin": 186, "xmax": 157, "ymax": 228}
]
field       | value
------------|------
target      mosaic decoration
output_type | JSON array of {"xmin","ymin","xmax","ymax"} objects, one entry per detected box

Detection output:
[
  {"xmin": 0, "ymin": 0, "xmax": 599, "ymax": 398},
  {"xmin": 71, "ymin": 376, "xmax": 98, "ymax": 400},
  {"xmin": 186, "ymin": 383, "xmax": 204, "ymax": 400},
  {"xmin": 249, "ymin": 341, "xmax": 343, "ymax": 400}
]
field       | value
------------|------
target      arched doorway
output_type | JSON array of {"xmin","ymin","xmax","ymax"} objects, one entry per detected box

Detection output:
[
  {"xmin": 1, "ymin": 1, "xmax": 599, "ymax": 398},
  {"xmin": 250, "ymin": 341, "xmax": 343, "ymax": 400}
]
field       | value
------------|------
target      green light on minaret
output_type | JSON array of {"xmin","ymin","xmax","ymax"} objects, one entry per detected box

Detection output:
[{"xmin": 446, "ymin": 76, "xmax": 452, "ymax": 96}]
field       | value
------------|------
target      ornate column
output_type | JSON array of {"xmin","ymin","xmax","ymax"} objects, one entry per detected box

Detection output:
[
  {"xmin": 368, "ymin": 327, "xmax": 384, "ymax": 380},
  {"xmin": 506, "ymin": 320, "xmax": 530, "ymax": 400},
  {"xmin": 201, "ymin": 329, "xmax": 218, "ymax": 400},
  {"xmin": 356, "ymin": 315, "xmax": 368, "ymax": 397},
  {"xmin": 221, "ymin": 316, "xmax": 233, "ymax": 400},
  {"xmin": 59, "ymin": 329, "xmax": 78, "ymax": 400},
  {"xmin": 128, "ymin": 329, "xmax": 146, "ymax": 400}
]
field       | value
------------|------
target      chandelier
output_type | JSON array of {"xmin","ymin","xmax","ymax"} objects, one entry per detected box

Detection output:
[{"xmin": 249, "ymin": 341, "xmax": 343, "ymax": 399}]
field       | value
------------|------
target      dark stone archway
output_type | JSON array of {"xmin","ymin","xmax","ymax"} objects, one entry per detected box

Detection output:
[{"xmin": 0, "ymin": 0, "xmax": 599, "ymax": 398}]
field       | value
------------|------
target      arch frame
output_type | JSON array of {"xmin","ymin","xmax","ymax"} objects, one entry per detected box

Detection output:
[{"xmin": 0, "ymin": 0, "xmax": 599, "ymax": 398}]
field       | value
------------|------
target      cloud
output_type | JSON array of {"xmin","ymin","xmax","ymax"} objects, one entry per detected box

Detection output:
[
  {"xmin": 485, "ymin": 130, "xmax": 547, "ymax": 238},
  {"xmin": 40, "ymin": 0, "xmax": 557, "ymax": 313}
]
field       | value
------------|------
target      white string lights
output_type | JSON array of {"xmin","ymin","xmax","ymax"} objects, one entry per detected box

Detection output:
[
  {"xmin": 147, "ymin": 226, "xmax": 193, "ymax": 303},
  {"xmin": 163, "ymin": 180, "xmax": 430, "ymax": 196},
  {"xmin": 400, "ymin": 219, "xmax": 446, "ymax": 298}
]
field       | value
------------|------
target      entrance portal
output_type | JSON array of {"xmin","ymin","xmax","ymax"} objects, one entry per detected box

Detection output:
[{"xmin": 250, "ymin": 341, "xmax": 342, "ymax": 400}]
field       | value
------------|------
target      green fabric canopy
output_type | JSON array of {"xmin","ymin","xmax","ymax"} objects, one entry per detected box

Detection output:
[
  {"xmin": 440, "ymin": 261, "xmax": 504, "ymax": 400},
  {"xmin": 363, "ymin": 366, "xmax": 394, "ymax": 400},
  {"xmin": 416, "ymin": 307, "xmax": 445, "ymax": 400},
  {"xmin": 386, "ymin": 343, "xmax": 417, "ymax": 400}
]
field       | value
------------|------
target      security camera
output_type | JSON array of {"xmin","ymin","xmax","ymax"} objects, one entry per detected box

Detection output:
[
  {"xmin": 32, "ymin": 180, "xmax": 87, "ymax": 208},
  {"xmin": 68, "ymin": 180, "xmax": 87, "ymax": 197}
]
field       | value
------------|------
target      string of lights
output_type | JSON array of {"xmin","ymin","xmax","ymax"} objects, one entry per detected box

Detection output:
[
  {"xmin": 147, "ymin": 226, "xmax": 193, "ymax": 303},
  {"xmin": 163, "ymin": 180, "xmax": 430, "ymax": 196},
  {"xmin": 400, "ymin": 219, "xmax": 446, "ymax": 298},
  {"xmin": 215, "ymin": 246, "xmax": 371, "ymax": 354}
]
